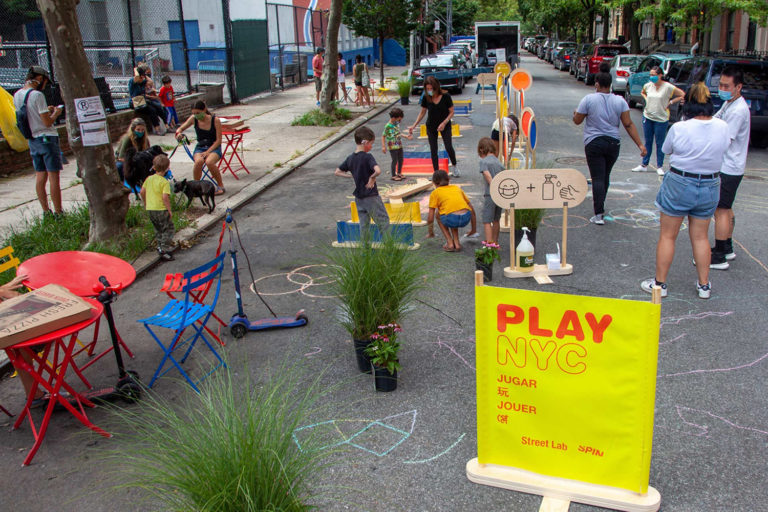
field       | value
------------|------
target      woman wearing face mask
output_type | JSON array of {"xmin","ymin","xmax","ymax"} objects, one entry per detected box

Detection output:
[
  {"xmin": 175, "ymin": 100, "xmax": 225, "ymax": 195},
  {"xmin": 632, "ymin": 66, "xmax": 684, "ymax": 176},
  {"xmin": 115, "ymin": 118, "xmax": 150, "ymax": 182},
  {"xmin": 408, "ymin": 76, "xmax": 460, "ymax": 176}
]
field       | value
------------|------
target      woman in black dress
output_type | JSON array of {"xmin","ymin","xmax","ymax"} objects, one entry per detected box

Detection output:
[{"xmin": 408, "ymin": 76, "xmax": 459, "ymax": 176}]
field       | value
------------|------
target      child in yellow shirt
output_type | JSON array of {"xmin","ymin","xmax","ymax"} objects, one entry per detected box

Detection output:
[
  {"xmin": 427, "ymin": 170, "xmax": 477, "ymax": 251},
  {"xmin": 140, "ymin": 154, "xmax": 175, "ymax": 261}
]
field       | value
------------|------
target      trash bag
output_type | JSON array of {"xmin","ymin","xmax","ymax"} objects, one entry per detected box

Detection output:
[{"xmin": 0, "ymin": 86, "xmax": 29, "ymax": 152}]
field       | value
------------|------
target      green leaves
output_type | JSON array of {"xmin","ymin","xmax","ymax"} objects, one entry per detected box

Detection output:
[{"xmin": 341, "ymin": 0, "xmax": 420, "ymax": 40}]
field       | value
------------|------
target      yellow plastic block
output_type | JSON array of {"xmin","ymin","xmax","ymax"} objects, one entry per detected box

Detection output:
[
  {"xmin": 350, "ymin": 201, "xmax": 425, "ymax": 226},
  {"xmin": 418, "ymin": 124, "xmax": 462, "ymax": 139}
]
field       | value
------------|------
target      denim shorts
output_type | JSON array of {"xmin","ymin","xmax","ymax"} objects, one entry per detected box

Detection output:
[
  {"xmin": 29, "ymin": 135, "xmax": 62, "ymax": 172},
  {"xmin": 194, "ymin": 145, "xmax": 222, "ymax": 158},
  {"xmin": 439, "ymin": 210, "xmax": 471, "ymax": 228},
  {"xmin": 655, "ymin": 170, "xmax": 720, "ymax": 219}
]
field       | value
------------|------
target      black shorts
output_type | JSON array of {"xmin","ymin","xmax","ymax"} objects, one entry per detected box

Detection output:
[
  {"xmin": 354, "ymin": 80, "xmax": 363, "ymax": 87},
  {"xmin": 491, "ymin": 129, "xmax": 500, "ymax": 141},
  {"xmin": 717, "ymin": 173, "xmax": 743, "ymax": 209}
]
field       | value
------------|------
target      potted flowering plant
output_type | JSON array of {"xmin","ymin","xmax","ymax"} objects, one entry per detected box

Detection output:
[
  {"xmin": 364, "ymin": 323, "xmax": 402, "ymax": 391},
  {"xmin": 474, "ymin": 241, "xmax": 501, "ymax": 281}
]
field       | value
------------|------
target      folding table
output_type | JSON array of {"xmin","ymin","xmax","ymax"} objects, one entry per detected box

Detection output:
[
  {"xmin": 18, "ymin": 251, "xmax": 137, "ymax": 387},
  {"xmin": 4, "ymin": 298, "xmax": 111, "ymax": 466},
  {"xmin": 220, "ymin": 128, "xmax": 252, "ymax": 179}
]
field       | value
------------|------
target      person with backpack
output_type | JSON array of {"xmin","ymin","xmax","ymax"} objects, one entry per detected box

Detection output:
[{"xmin": 13, "ymin": 66, "xmax": 64, "ymax": 218}]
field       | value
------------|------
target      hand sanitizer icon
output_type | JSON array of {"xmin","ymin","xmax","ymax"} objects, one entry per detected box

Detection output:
[{"xmin": 542, "ymin": 174, "xmax": 556, "ymax": 200}]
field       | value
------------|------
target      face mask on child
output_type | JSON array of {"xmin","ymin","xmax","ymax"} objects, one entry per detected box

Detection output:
[
  {"xmin": 194, "ymin": 112, "xmax": 205, "ymax": 121},
  {"xmin": 133, "ymin": 131, "xmax": 144, "ymax": 138}
]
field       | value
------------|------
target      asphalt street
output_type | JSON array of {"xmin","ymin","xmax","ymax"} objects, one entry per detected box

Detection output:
[{"xmin": 1, "ymin": 53, "xmax": 767, "ymax": 511}]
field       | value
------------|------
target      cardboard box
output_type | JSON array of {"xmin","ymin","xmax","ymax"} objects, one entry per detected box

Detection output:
[{"xmin": 0, "ymin": 285, "xmax": 94, "ymax": 349}]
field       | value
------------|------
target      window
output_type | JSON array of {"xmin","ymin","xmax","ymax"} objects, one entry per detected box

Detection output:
[
  {"xmin": 597, "ymin": 46, "xmax": 628, "ymax": 57},
  {"xmin": 712, "ymin": 61, "xmax": 768, "ymax": 90},
  {"xmin": 675, "ymin": 60, "xmax": 695, "ymax": 84}
]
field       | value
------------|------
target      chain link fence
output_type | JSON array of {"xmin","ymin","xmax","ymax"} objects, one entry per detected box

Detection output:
[
  {"xmin": 0, "ymin": 0, "xmax": 195, "ymax": 110},
  {"xmin": 267, "ymin": 2, "xmax": 326, "ymax": 91}
]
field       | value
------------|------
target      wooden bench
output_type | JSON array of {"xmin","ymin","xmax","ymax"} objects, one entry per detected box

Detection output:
[{"xmin": 283, "ymin": 63, "xmax": 301, "ymax": 84}]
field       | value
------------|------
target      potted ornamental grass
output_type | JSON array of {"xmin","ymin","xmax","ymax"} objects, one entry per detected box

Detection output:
[
  {"xmin": 475, "ymin": 240, "xmax": 501, "ymax": 281},
  {"xmin": 514, "ymin": 208, "xmax": 545, "ymax": 248},
  {"xmin": 326, "ymin": 232, "xmax": 424, "ymax": 376},
  {"xmin": 396, "ymin": 78, "xmax": 412, "ymax": 105},
  {"xmin": 364, "ymin": 323, "xmax": 402, "ymax": 391}
]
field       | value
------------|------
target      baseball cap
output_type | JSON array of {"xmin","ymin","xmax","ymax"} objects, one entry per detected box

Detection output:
[
  {"xmin": 29, "ymin": 66, "xmax": 51, "ymax": 80},
  {"xmin": 316, "ymin": 47, "xmax": 325, "ymax": 54}
]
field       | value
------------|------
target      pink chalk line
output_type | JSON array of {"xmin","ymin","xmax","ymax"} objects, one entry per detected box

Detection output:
[
  {"xmin": 660, "ymin": 311, "xmax": 733, "ymax": 327},
  {"xmin": 675, "ymin": 405, "xmax": 768, "ymax": 438},
  {"xmin": 660, "ymin": 351, "xmax": 768, "ymax": 378},
  {"xmin": 425, "ymin": 327, "xmax": 475, "ymax": 370},
  {"xmin": 660, "ymin": 333, "xmax": 687, "ymax": 346}
]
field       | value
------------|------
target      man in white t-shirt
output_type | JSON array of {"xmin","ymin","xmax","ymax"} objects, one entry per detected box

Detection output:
[
  {"xmin": 710, "ymin": 66, "xmax": 751, "ymax": 270},
  {"xmin": 13, "ymin": 66, "xmax": 63, "ymax": 217}
]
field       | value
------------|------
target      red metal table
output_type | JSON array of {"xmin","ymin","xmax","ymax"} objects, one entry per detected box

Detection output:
[
  {"xmin": 4, "ymin": 298, "xmax": 111, "ymax": 466},
  {"xmin": 220, "ymin": 128, "xmax": 252, "ymax": 179},
  {"xmin": 18, "ymin": 251, "xmax": 137, "ymax": 384}
]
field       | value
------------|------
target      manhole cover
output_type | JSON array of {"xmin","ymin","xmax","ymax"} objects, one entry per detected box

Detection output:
[{"xmin": 555, "ymin": 156, "xmax": 587, "ymax": 165}]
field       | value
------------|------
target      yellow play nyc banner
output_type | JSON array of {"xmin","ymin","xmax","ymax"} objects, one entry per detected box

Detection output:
[{"xmin": 475, "ymin": 286, "xmax": 660, "ymax": 493}]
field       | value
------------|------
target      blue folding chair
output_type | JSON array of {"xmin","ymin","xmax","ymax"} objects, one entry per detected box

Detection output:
[{"xmin": 139, "ymin": 253, "xmax": 227, "ymax": 392}]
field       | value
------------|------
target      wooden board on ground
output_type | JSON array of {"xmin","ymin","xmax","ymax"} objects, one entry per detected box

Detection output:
[{"xmin": 385, "ymin": 178, "xmax": 433, "ymax": 201}]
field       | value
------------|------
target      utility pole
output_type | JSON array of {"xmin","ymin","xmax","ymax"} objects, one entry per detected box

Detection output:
[{"xmin": 446, "ymin": 0, "xmax": 453, "ymax": 42}]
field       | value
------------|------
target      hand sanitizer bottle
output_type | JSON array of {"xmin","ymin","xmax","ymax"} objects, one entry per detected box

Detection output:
[{"xmin": 516, "ymin": 227, "xmax": 535, "ymax": 272}]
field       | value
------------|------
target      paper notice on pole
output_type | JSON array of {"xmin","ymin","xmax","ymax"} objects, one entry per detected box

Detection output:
[
  {"xmin": 74, "ymin": 96, "xmax": 106, "ymax": 123},
  {"xmin": 80, "ymin": 121, "xmax": 110, "ymax": 146}
]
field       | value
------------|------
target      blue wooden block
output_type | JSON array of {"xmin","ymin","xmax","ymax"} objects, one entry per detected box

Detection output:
[
  {"xmin": 403, "ymin": 151, "xmax": 448, "ymax": 160},
  {"xmin": 335, "ymin": 221, "xmax": 414, "ymax": 245}
]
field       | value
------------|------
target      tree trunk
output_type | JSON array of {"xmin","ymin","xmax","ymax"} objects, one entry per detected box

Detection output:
[
  {"xmin": 320, "ymin": 0, "xmax": 342, "ymax": 114},
  {"xmin": 626, "ymin": 5, "xmax": 640, "ymax": 53},
  {"xmin": 602, "ymin": 8, "xmax": 610, "ymax": 42},
  {"xmin": 36, "ymin": 0, "xmax": 129, "ymax": 244},
  {"xmin": 379, "ymin": 33, "xmax": 385, "ymax": 86}
]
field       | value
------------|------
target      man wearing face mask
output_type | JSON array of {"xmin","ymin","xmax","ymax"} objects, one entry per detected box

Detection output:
[
  {"xmin": 709, "ymin": 66, "xmax": 750, "ymax": 270},
  {"xmin": 13, "ymin": 66, "xmax": 63, "ymax": 217}
]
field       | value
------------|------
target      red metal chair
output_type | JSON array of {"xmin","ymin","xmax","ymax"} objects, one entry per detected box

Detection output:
[
  {"xmin": 159, "ymin": 220, "xmax": 228, "ymax": 345},
  {"xmin": 0, "ymin": 403, "xmax": 12, "ymax": 417}
]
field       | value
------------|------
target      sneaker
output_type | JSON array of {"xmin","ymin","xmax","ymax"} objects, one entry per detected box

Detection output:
[
  {"xmin": 451, "ymin": 166, "xmax": 461, "ymax": 178},
  {"xmin": 641, "ymin": 278, "xmax": 668, "ymax": 297},
  {"xmin": 631, "ymin": 164, "xmax": 648, "ymax": 172},
  {"xmin": 316, "ymin": 101, "xmax": 320, "ymax": 106},
  {"xmin": 589, "ymin": 214, "xmax": 605, "ymax": 225},
  {"xmin": 696, "ymin": 281, "xmax": 711, "ymax": 299},
  {"xmin": 709, "ymin": 252, "xmax": 730, "ymax": 270},
  {"xmin": 656, "ymin": 166, "xmax": 666, "ymax": 176},
  {"xmin": 725, "ymin": 251, "xmax": 736, "ymax": 261},
  {"xmin": 159, "ymin": 251, "xmax": 174, "ymax": 262}
]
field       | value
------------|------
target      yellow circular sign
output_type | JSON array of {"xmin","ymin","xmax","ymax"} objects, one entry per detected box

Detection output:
[{"xmin": 494, "ymin": 61, "xmax": 511, "ymax": 76}]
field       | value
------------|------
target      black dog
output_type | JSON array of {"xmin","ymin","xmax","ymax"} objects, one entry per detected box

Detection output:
[
  {"xmin": 124, "ymin": 145, "xmax": 167, "ymax": 199},
  {"xmin": 173, "ymin": 178, "xmax": 216, "ymax": 213}
]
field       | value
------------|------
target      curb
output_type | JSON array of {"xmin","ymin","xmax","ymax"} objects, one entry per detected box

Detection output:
[{"xmin": 0, "ymin": 99, "xmax": 398, "ymax": 378}]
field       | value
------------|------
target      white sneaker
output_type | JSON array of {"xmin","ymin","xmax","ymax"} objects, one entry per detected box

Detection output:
[
  {"xmin": 696, "ymin": 281, "xmax": 711, "ymax": 299},
  {"xmin": 725, "ymin": 251, "xmax": 736, "ymax": 261},
  {"xmin": 641, "ymin": 278, "xmax": 667, "ymax": 297},
  {"xmin": 451, "ymin": 166, "xmax": 460, "ymax": 178},
  {"xmin": 589, "ymin": 214, "xmax": 605, "ymax": 225},
  {"xmin": 631, "ymin": 164, "xmax": 648, "ymax": 172},
  {"xmin": 656, "ymin": 166, "xmax": 666, "ymax": 176}
]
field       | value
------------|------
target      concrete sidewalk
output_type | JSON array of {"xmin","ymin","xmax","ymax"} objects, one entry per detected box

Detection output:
[{"xmin": 0, "ymin": 65, "xmax": 410, "ymax": 245}]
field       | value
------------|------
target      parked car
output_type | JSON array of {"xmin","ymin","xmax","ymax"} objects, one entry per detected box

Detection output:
[
  {"xmin": 624, "ymin": 53, "xmax": 689, "ymax": 107},
  {"xmin": 550, "ymin": 41, "xmax": 576, "ymax": 66},
  {"xmin": 531, "ymin": 35, "xmax": 546, "ymax": 54},
  {"xmin": 570, "ymin": 43, "xmax": 591, "ymax": 75},
  {"xmin": 443, "ymin": 43, "xmax": 474, "ymax": 66},
  {"xmin": 538, "ymin": 38, "xmax": 553, "ymax": 59},
  {"xmin": 553, "ymin": 48, "xmax": 574, "ymax": 71},
  {"xmin": 438, "ymin": 48, "xmax": 470, "ymax": 70},
  {"xmin": 575, "ymin": 44, "xmax": 628, "ymax": 84},
  {"xmin": 607, "ymin": 54, "xmax": 642, "ymax": 93},
  {"xmin": 665, "ymin": 56, "xmax": 768, "ymax": 146},
  {"xmin": 411, "ymin": 54, "xmax": 465, "ymax": 94},
  {"xmin": 524, "ymin": 37, "xmax": 535, "ymax": 51}
]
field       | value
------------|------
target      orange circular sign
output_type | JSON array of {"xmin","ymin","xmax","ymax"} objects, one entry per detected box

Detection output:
[
  {"xmin": 521, "ymin": 107, "xmax": 534, "ymax": 138},
  {"xmin": 510, "ymin": 68, "xmax": 533, "ymax": 91},
  {"xmin": 494, "ymin": 62, "xmax": 511, "ymax": 76}
]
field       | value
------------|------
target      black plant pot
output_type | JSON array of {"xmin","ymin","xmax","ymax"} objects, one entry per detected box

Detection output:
[
  {"xmin": 475, "ymin": 259, "xmax": 492, "ymax": 281},
  {"xmin": 400, "ymin": 96, "xmax": 409, "ymax": 105},
  {"xmin": 353, "ymin": 338, "xmax": 372, "ymax": 373},
  {"xmin": 373, "ymin": 366, "xmax": 398, "ymax": 392},
  {"xmin": 513, "ymin": 228, "xmax": 537, "ymax": 250}
]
